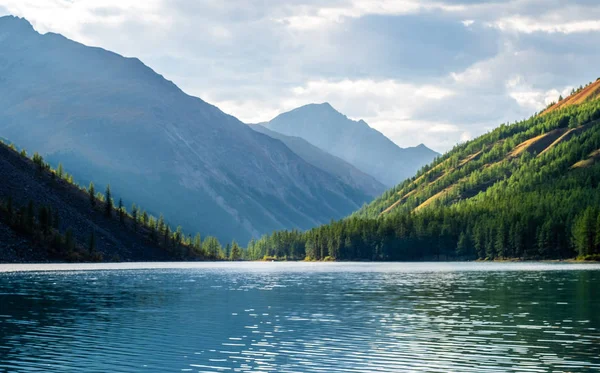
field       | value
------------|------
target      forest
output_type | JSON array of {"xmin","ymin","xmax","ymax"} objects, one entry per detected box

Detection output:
[
  {"xmin": 2, "ymin": 83, "xmax": 600, "ymax": 262},
  {"xmin": 247, "ymin": 85, "xmax": 600, "ymax": 262},
  {"xmin": 0, "ymin": 143, "xmax": 243, "ymax": 262}
]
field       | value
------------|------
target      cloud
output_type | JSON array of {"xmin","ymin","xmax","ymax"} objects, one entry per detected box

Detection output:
[
  {"xmin": 490, "ymin": 16, "xmax": 600, "ymax": 34},
  {"xmin": 2, "ymin": 0, "xmax": 600, "ymax": 152}
]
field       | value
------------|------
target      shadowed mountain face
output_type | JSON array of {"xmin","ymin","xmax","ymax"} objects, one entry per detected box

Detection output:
[
  {"xmin": 250, "ymin": 125, "xmax": 386, "ymax": 197},
  {"xmin": 263, "ymin": 103, "xmax": 440, "ymax": 187},
  {"xmin": 0, "ymin": 16, "xmax": 374, "ymax": 243}
]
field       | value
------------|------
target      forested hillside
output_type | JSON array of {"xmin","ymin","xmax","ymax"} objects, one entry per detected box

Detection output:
[
  {"xmin": 246, "ymin": 80, "xmax": 600, "ymax": 261},
  {"xmin": 0, "ymin": 139, "xmax": 240, "ymax": 262}
]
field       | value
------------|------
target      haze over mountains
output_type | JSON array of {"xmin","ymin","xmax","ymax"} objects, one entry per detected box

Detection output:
[
  {"xmin": 250, "ymin": 124, "xmax": 386, "ymax": 197},
  {"xmin": 0, "ymin": 15, "xmax": 394, "ymax": 242},
  {"xmin": 260, "ymin": 103, "xmax": 439, "ymax": 187}
]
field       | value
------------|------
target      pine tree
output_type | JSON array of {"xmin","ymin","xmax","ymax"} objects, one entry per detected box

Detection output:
[
  {"xmin": 89, "ymin": 182, "xmax": 96, "ymax": 207},
  {"xmin": 573, "ymin": 208, "xmax": 597, "ymax": 256},
  {"xmin": 157, "ymin": 214, "xmax": 165, "ymax": 234},
  {"xmin": 131, "ymin": 204, "xmax": 138, "ymax": 231},
  {"xmin": 175, "ymin": 226, "xmax": 183, "ymax": 247},
  {"xmin": 118, "ymin": 198, "xmax": 125, "ymax": 223},
  {"xmin": 230, "ymin": 241, "xmax": 242, "ymax": 261},
  {"xmin": 224, "ymin": 243, "xmax": 231, "ymax": 259},
  {"xmin": 456, "ymin": 232, "xmax": 469, "ymax": 256},
  {"xmin": 164, "ymin": 225, "xmax": 171, "ymax": 247},
  {"xmin": 193, "ymin": 233, "xmax": 201, "ymax": 252},
  {"xmin": 104, "ymin": 184, "xmax": 112, "ymax": 217},
  {"xmin": 57, "ymin": 163, "xmax": 64, "ymax": 179},
  {"xmin": 149, "ymin": 216, "xmax": 157, "ymax": 241}
]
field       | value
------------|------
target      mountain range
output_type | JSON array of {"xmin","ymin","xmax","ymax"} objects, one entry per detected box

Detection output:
[
  {"xmin": 258, "ymin": 103, "xmax": 439, "ymax": 187},
  {"xmin": 0, "ymin": 15, "xmax": 436, "ymax": 243}
]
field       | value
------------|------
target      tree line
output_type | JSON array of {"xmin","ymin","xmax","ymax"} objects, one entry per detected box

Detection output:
[{"xmin": 1, "ymin": 141, "xmax": 244, "ymax": 261}]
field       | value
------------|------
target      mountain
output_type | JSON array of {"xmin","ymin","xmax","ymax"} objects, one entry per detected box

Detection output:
[
  {"xmin": 0, "ymin": 140, "xmax": 177, "ymax": 262},
  {"xmin": 261, "ymin": 103, "xmax": 440, "ymax": 187},
  {"xmin": 245, "ymin": 79, "xmax": 600, "ymax": 261},
  {"xmin": 250, "ymin": 124, "xmax": 386, "ymax": 197},
  {"xmin": 0, "ymin": 15, "xmax": 375, "ymax": 243}
]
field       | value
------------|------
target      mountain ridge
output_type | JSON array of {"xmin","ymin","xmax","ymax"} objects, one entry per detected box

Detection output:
[
  {"xmin": 0, "ymin": 15, "xmax": 374, "ymax": 243},
  {"xmin": 262, "ymin": 102, "xmax": 439, "ymax": 187},
  {"xmin": 249, "ymin": 124, "xmax": 386, "ymax": 197}
]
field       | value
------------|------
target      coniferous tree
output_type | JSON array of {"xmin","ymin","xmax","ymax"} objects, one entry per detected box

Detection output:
[
  {"xmin": 224, "ymin": 243, "xmax": 231, "ymax": 259},
  {"xmin": 118, "ymin": 198, "xmax": 125, "ymax": 223},
  {"xmin": 89, "ymin": 182, "xmax": 96, "ymax": 207},
  {"xmin": 149, "ymin": 216, "xmax": 157, "ymax": 241},
  {"xmin": 57, "ymin": 163, "xmax": 64, "ymax": 179},
  {"xmin": 131, "ymin": 204, "xmax": 138, "ymax": 231},
  {"xmin": 230, "ymin": 241, "xmax": 242, "ymax": 261},
  {"xmin": 164, "ymin": 225, "xmax": 171, "ymax": 248},
  {"xmin": 456, "ymin": 232, "xmax": 469, "ymax": 256},
  {"xmin": 175, "ymin": 226, "xmax": 183, "ymax": 246},
  {"xmin": 573, "ymin": 208, "xmax": 596, "ymax": 256},
  {"xmin": 104, "ymin": 184, "xmax": 112, "ymax": 217},
  {"xmin": 193, "ymin": 233, "xmax": 201, "ymax": 252},
  {"xmin": 158, "ymin": 214, "xmax": 165, "ymax": 235}
]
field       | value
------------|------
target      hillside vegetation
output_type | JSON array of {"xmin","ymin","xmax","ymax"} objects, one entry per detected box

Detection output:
[
  {"xmin": 246, "ymin": 80, "xmax": 600, "ymax": 261},
  {"xmin": 0, "ymin": 140, "xmax": 239, "ymax": 262}
]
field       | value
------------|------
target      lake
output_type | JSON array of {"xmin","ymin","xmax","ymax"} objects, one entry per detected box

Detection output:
[{"xmin": 0, "ymin": 262, "xmax": 599, "ymax": 372}]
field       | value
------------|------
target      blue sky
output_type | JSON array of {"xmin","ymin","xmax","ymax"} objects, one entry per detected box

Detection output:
[{"xmin": 2, "ymin": 0, "xmax": 600, "ymax": 151}]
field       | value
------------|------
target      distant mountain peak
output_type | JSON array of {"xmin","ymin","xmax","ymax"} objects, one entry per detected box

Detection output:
[
  {"xmin": 265, "ymin": 105, "xmax": 439, "ymax": 187},
  {"xmin": 294, "ymin": 102, "xmax": 338, "ymax": 113},
  {"xmin": 0, "ymin": 15, "xmax": 34, "ymax": 33}
]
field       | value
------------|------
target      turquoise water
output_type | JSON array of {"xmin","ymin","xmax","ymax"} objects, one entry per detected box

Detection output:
[{"xmin": 0, "ymin": 262, "xmax": 599, "ymax": 372}]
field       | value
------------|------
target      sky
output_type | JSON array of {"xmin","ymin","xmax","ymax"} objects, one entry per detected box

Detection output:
[{"xmin": 2, "ymin": 0, "xmax": 600, "ymax": 152}]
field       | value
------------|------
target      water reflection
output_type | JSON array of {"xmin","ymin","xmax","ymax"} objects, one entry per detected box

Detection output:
[{"xmin": 0, "ymin": 263, "xmax": 599, "ymax": 372}]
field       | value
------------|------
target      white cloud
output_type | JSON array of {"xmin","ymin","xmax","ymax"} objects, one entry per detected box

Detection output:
[
  {"xmin": 490, "ymin": 16, "xmax": 600, "ymax": 34},
  {"xmin": 275, "ymin": 0, "xmax": 466, "ymax": 30},
  {"xmin": 2, "ymin": 0, "xmax": 600, "ymax": 153},
  {"xmin": 1, "ymin": 0, "xmax": 168, "ymax": 45}
]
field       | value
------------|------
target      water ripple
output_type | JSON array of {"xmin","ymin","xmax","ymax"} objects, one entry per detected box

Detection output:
[{"xmin": 0, "ymin": 262, "xmax": 599, "ymax": 372}]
